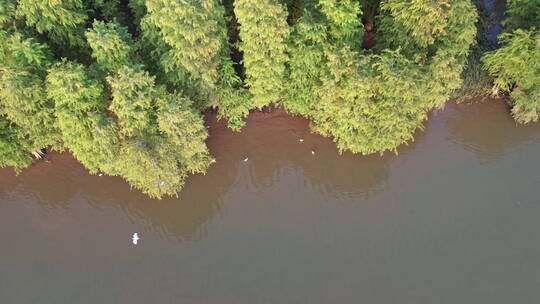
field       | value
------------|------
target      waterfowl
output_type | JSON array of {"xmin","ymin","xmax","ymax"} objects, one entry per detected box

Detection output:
[{"xmin": 132, "ymin": 233, "xmax": 139, "ymax": 245}]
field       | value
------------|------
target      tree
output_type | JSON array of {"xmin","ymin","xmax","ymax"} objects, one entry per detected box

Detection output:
[
  {"xmin": 16, "ymin": 0, "xmax": 88, "ymax": 48},
  {"xmin": 142, "ymin": 0, "xmax": 251, "ymax": 129},
  {"xmin": 0, "ymin": 118, "xmax": 32, "ymax": 171},
  {"xmin": 86, "ymin": 20, "xmax": 135, "ymax": 74},
  {"xmin": 481, "ymin": 0, "xmax": 540, "ymax": 123},
  {"xmin": 379, "ymin": 0, "xmax": 450, "ymax": 48},
  {"xmin": 285, "ymin": 0, "xmax": 363, "ymax": 115},
  {"xmin": 318, "ymin": 0, "xmax": 364, "ymax": 48},
  {"xmin": 46, "ymin": 60, "xmax": 119, "ymax": 173},
  {"xmin": 0, "ymin": 32, "xmax": 60, "ymax": 155},
  {"xmin": 144, "ymin": 0, "xmax": 229, "ymax": 94},
  {"xmin": 90, "ymin": 0, "xmax": 131, "ymax": 26},
  {"xmin": 107, "ymin": 66, "xmax": 213, "ymax": 198},
  {"xmin": 285, "ymin": 0, "xmax": 476, "ymax": 154},
  {"xmin": 108, "ymin": 67, "xmax": 157, "ymax": 137},
  {"xmin": 235, "ymin": 0, "xmax": 290, "ymax": 109},
  {"xmin": 503, "ymin": 0, "xmax": 540, "ymax": 32},
  {"xmin": 284, "ymin": 9, "xmax": 328, "ymax": 115},
  {"xmin": 0, "ymin": 0, "xmax": 16, "ymax": 29},
  {"xmin": 483, "ymin": 30, "xmax": 540, "ymax": 123}
]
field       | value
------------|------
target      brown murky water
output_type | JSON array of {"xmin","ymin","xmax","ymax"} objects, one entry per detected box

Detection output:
[{"xmin": 1, "ymin": 99, "xmax": 540, "ymax": 303}]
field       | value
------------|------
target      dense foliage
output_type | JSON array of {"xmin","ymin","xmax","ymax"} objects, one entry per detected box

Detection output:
[
  {"xmin": 235, "ymin": 0, "xmax": 290, "ymax": 109},
  {"xmin": 482, "ymin": 0, "xmax": 540, "ymax": 123},
  {"xmin": 284, "ymin": 0, "xmax": 477, "ymax": 153},
  {"xmin": 2, "ymin": 0, "xmax": 532, "ymax": 198}
]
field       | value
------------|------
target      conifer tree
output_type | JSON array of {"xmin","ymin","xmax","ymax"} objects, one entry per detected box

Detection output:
[
  {"xmin": 503, "ymin": 0, "xmax": 540, "ymax": 32},
  {"xmin": 144, "ymin": 0, "xmax": 229, "ymax": 93},
  {"xmin": 107, "ymin": 66, "xmax": 213, "ymax": 198},
  {"xmin": 46, "ymin": 61, "xmax": 119, "ymax": 173},
  {"xmin": 0, "ymin": 0, "xmax": 16, "ymax": 29},
  {"xmin": 90, "ymin": 0, "xmax": 131, "ymax": 26},
  {"xmin": 142, "ymin": 0, "xmax": 250, "ymax": 129},
  {"xmin": 0, "ymin": 32, "xmax": 60, "ymax": 155},
  {"xmin": 86, "ymin": 20, "xmax": 135, "ymax": 74},
  {"xmin": 482, "ymin": 0, "xmax": 540, "ymax": 123},
  {"xmin": 235, "ymin": 0, "xmax": 290, "ymax": 109},
  {"xmin": 0, "ymin": 118, "xmax": 32, "ymax": 170},
  {"xmin": 108, "ymin": 67, "xmax": 157, "ymax": 138},
  {"xmin": 16, "ymin": 0, "xmax": 88, "ymax": 47},
  {"xmin": 286, "ymin": 0, "xmax": 476, "ymax": 154},
  {"xmin": 483, "ymin": 30, "xmax": 540, "ymax": 123}
]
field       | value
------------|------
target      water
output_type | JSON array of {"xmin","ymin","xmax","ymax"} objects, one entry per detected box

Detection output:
[{"xmin": 1, "ymin": 99, "xmax": 540, "ymax": 303}]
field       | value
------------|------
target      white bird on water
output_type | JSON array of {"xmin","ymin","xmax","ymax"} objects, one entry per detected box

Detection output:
[
  {"xmin": 243, "ymin": 157, "xmax": 249, "ymax": 162},
  {"xmin": 132, "ymin": 233, "xmax": 140, "ymax": 245},
  {"xmin": 299, "ymin": 138, "xmax": 304, "ymax": 142},
  {"xmin": 311, "ymin": 150, "xmax": 316, "ymax": 155},
  {"xmin": 98, "ymin": 173, "xmax": 103, "ymax": 177}
]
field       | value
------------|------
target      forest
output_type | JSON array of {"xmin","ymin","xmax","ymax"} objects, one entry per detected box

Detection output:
[{"xmin": 0, "ymin": 0, "xmax": 538, "ymax": 198}]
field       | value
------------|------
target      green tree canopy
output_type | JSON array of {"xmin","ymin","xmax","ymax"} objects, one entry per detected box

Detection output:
[
  {"xmin": 107, "ymin": 66, "xmax": 213, "ymax": 198},
  {"xmin": 235, "ymin": 0, "xmax": 290, "ymax": 109},
  {"xmin": 284, "ymin": 0, "xmax": 476, "ymax": 154},
  {"xmin": 46, "ymin": 60, "xmax": 119, "ymax": 173},
  {"xmin": 482, "ymin": 0, "xmax": 540, "ymax": 123},
  {"xmin": 0, "ymin": 118, "xmax": 32, "ymax": 170},
  {"xmin": 16, "ymin": 0, "xmax": 88, "ymax": 48},
  {"xmin": 0, "ymin": 32, "xmax": 60, "ymax": 154},
  {"xmin": 144, "ymin": 0, "xmax": 229, "ymax": 94},
  {"xmin": 483, "ymin": 30, "xmax": 540, "ymax": 123},
  {"xmin": 503, "ymin": 0, "xmax": 540, "ymax": 32},
  {"xmin": 86, "ymin": 20, "xmax": 135, "ymax": 74}
]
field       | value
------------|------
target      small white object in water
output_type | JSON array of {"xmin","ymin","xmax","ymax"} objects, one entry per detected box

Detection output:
[
  {"xmin": 98, "ymin": 173, "xmax": 103, "ymax": 177},
  {"xmin": 243, "ymin": 157, "xmax": 249, "ymax": 162},
  {"xmin": 299, "ymin": 138, "xmax": 304, "ymax": 142},
  {"xmin": 132, "ymin": 233, "xmax": 139, "ymax": 245},
  {"xmin": 211, "ymin": 159, "xmax": 217, "ymax": 163},
  {"xmin": 311, "ymin": 150, "xmax": 316, "ymax": 155}
]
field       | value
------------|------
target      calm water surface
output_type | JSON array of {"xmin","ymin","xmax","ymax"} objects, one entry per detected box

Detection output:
[{"xmin": 1, "ymin": 99, "xmax": 540, "ymax": 303}]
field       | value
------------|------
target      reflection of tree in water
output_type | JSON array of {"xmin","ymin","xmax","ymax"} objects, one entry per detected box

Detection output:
[
  {"xmin": 446, "ymin": 99, "xmax": 540, "ymax": 160},
  {"xmin": 224, "ymin": 109, "xmax": 425, "ymax": 199},
  {"xmin": 0, "ymin": 153, "xmax": 81, "ymax": 208},
  {"xmin": 0, "ymin": 118, "xmax": 241, "ymax": 241},
  {"xmin": 0, "ymin": 108, "xmax": 430, "ymax": 239}
]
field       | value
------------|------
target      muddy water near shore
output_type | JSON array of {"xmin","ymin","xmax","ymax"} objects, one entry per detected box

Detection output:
[{"xmin": 1, "ymin": 99, "xmax": 540, "ymax": 303}]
